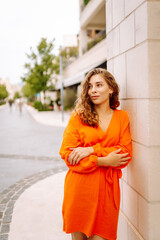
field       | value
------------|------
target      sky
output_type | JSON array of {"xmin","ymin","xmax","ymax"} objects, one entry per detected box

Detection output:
[{"xmin": 0, "ymin": 0, "xmax": 79, "ymax": 84}]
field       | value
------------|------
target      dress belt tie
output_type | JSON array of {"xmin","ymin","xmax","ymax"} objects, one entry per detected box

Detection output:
[{"xmin": 105, "ymin": 168, "xmax": 122, "ymax": 209}]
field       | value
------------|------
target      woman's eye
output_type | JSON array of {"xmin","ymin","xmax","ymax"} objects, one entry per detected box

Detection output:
[
  {"xmin": 88, "ymin": 86, "xmax": 92, "ymax": 89},
  {"xmin": 97, "ymin": 84, "xmax": 102, "ymax": 87}
]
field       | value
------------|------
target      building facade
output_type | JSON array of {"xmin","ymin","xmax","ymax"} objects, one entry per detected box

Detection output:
[{"xmin": 57, "ymin": 0, "xmax": 160, "ymax": 239}]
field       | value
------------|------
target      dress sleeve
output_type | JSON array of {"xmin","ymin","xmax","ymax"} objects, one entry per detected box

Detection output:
[
  {"xmin": 93, "ymin": 111, "xmax": 132, "ymax": 169},
  {"xmin": 59, "ymin": 113, "xmax": 98, "ymax": 173}
]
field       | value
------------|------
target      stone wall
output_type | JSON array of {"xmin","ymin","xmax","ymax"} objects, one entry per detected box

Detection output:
[{"xmin": 106, "ymin": 0, "xmax": 160, "ymax": 239}]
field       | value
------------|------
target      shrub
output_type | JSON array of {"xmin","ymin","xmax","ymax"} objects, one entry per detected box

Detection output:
[
  {"xmin": 33, "ymin": 100, "xmax": 53, "ymax": 111},
  {"xmin": 0, "ymin": 84, "xmax": 8, "ymax": 100},
  {"xmin": 55, "ymin": 97, "xmax": 61, "ymax": 106},
  {"xmin": 0, "ymin": 100, "xmax": 5, "ymax": 105},
  {"xmin": 33, "ymin": 101, "xmax": 43, "ymax": 110}
]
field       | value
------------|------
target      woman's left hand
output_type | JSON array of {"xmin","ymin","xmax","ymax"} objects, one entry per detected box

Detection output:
[{"xmin": 68, "ymin": 147, "xmax": 93, "ymax": 165}]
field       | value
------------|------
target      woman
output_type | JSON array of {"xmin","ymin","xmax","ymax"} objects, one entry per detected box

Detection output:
[{"xmin": 59, "ymin": 68, "xmax": 132, "ymax": 240}]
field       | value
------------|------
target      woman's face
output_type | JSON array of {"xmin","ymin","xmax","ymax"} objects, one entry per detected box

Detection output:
[{"xmin": 88, "ymin": 74, "xmax": 113, "ymax": 106}]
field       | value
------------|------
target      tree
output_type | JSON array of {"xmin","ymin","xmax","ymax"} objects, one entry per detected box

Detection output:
[
  {"xmin": 21, "ymin": 38, "xmax": 59, "ymax": 99},
  {"xmin": 60, "ymin": 46, "xmax": 78, "ymax": 68},
  {"xmin": 0, "ymin": 84, "xmax": 9, "ymax": 101},
  {"xmin": 13, "ymin": 91, "xmax": 21, "ymax": 100},
  {"xmin": 22, "ymin": 82, "xmax": 36, "ymax": 102}
]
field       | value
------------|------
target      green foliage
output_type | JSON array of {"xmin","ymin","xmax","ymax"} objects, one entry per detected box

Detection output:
[
  {"xmin": 60, "ymin": 47, "xmax": 78, "ymax": 60},
  {"xmin": 13, "ymin": 91, "xmax": 21, "ymax": 100},
  {"xmin": 33, "ymin": 100, "xmax": 43, "ymax": 110},
  {"xmin": 21, "ymin": 38, "xmax": 59, "ymax": 95},
  {"xmin": 22, "ymin": 82, "xmax": 36, "ymax": 99},
  {"xmin": 0, "ymin": 84, "xmax": 9, "ymax": 100},
  {"xmin": 87, "ymin": 34, "xmax": 106, "ymax": 50},
  {"xmin": 63, "ymin": 87, "xmax": 77, "ymax": 110},
  {"xmin": 55, "ymin": 97, "xmax": 61, "ymax": 106},
  {"xmin": 49, "ymin": 100, "xmax": 54, "ymax": 107},
  {"xmin": 22, "ymin": 82, "xmax": 37, "ymax": 103},
  {"xmin": 84, "ymin": 0, "xmax": 90, "ymax": 6},
  {"xmin": 60, "ymin": 46, "xmax": 78, "ymax": 68},
  {"xmin": 0, "ymin": 100, "xmax": 5, "ymax": 105},
  {"xmin": 33, "ymin": 100, "xmax": 53, "ymax": 111}
]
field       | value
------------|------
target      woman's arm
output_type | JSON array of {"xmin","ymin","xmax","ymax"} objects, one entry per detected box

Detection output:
[
  {"xmin": 93, "ymin": 111, "xmax": 132, "ymax": 168},
  {"xmin": 59, "ymin": 113, "xmax": 98, "ymax": 173},
  {"xmin": 97, "ymin": 149, "xmax": 131, "ymax": 167},
  {"xmin": 67, "ymin": 111, "xmax": 132, "ymax": 169},
  {"xmin": 68, "ymin": 147, "xmax": 131, "ymax": 168}
]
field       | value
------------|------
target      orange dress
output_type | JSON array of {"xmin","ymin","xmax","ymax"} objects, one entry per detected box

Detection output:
[{"xmin": 59, "ymin": 109, "xmax": 132, "ymax": 240}]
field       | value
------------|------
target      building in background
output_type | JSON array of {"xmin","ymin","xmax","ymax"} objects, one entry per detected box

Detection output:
[
  {"xmin": 56, "ymin": 0, "xmax": 107, "ymax": 93},
  {"xmin": 56, "ymin": 0, "xmax": 160, "ymax": 239}
]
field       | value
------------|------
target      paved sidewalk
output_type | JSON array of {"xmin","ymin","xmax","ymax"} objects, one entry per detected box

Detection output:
[
  {"xmin": 8, "ymin": 171, "xmax": 69, "ymax": 240},
  {"xmin": 25, "ymin": 104, "xmax": 71, "ymax": 127},
  {"xmin": 0, "ymin": 104, "xmax": 7, "ymax": 110},
  {"xmin": 0, "ymin": 105, "xmax": 71, "ymax": 240}
]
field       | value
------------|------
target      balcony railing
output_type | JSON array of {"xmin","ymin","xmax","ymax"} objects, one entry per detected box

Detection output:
[{"xmin": 82, "ymin": 29, "xmax": 106, "ymax": 54}]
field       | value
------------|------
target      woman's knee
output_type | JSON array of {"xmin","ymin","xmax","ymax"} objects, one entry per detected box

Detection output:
[
  {"xmin": 89, "ymin": 235, "xmax": 107, "ymax": 240},
  {"xmin": 71, "ymin": 231, "xmax": 88, "ymax": 240}
]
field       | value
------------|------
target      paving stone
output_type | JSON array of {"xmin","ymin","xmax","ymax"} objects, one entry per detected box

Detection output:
[
  {"xmin": 4, "ymin": 208, "xmax": 13, "ymax": 216},
  {"xmin": 22, "ymin": 184, "xmax": 30, "ymax": 190},
  {"xmin": 28, "ymin": 180, "xmax": 39, "ymax": 185},
  {"xmin": 13, "ymin": 186, "xmax": 22, "ymax": 192},
  {"xmin": 7, "ymin": 201, "xmax": 15, "ymax": 208},
  {"xmin": 0, "ymin": 199, "xmax": 9, "ymax": 205},
  {"xmin": 0, "ymin": 190, "xmax": 9, "ymax": 195},
  {"xmin": 16, "ymin": 189, "xmax": 25, "ymax": 195},
  {"xmin": 0, "ymin": 206, "xmax": 5, "ymax": 212},
  {"xmin": 0, "ymin": 199, "xmax": 5, "ymax": 205},
  {"xmin": 0, "ymin": 234, "xmax": 8, "ymax": 240},
  {"xmin": 11, "ymin": 195, "xmax": 20, "ymax": 201},
  {"xmin": 1, "ymin": 224, "xmax": 10, "ymax": 234},
  {"xmin": 6, "ymin": 192, "xmax": 15, "ymax": 198},
  {"xmin": 0, "ymin": 196, "xmax": 4, "ymax": 201},
  {"xmin": 16, "ymin": 182, "xmax": 26, "ymax": 188},
  {"xmin": 2, "ymin": 216, "xmax": 12, "ymax": 224},
  {"xmin": 8, "ymin": 184, "xmax": 18, "ymax": 190}
]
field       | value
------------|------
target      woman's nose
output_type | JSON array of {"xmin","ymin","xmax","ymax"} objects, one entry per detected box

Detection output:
[{"xmin": 91, "ymin": 86, "xmax": 97, "ymax": 92}]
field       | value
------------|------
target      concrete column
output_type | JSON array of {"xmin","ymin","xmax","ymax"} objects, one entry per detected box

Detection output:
[
  {"xmin": 106, "ymin": 0, "xmax": 160, "ymax": 239},
  {"xmin": 79, "ymin": 28, "xmax": 88, "ymax": 56}
]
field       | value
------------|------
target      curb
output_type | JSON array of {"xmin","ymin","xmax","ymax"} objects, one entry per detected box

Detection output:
[{"xmin": 0, "ymin": 164, "xmax": 67, "ymax": 240}]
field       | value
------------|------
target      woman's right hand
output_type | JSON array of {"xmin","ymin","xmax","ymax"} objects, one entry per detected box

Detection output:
[{"xmin": 97, "ymin": 149, "xmax": 131, "ymax": 167}]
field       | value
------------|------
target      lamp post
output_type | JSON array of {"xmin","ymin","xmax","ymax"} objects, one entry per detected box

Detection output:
[{"xmin": 59, "ymin": 50, "xmax": 64, "ymax": 122}]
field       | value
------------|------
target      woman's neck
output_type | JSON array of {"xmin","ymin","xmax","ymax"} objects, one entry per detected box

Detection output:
[{"xmin": 94, "ymin": 102, "xmax": 112, "ymax": 117}]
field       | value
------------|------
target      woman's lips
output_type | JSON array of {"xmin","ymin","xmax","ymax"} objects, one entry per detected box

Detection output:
[{"xmin": 91, "ymin": 96, "xmax": 99, "ymax": 100}]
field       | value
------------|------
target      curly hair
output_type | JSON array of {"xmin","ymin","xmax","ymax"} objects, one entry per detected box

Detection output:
[{"xmin": 75, "ymin": 68, "xmax": 120, "ymax": 127}]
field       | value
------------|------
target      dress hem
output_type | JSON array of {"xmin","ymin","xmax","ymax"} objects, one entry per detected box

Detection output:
[{"xmin": 63, "ymin": 229, "xmax": 117, "ymax": 240}]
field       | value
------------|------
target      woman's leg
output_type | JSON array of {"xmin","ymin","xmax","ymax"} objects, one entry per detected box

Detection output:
[
  {"xmin": 88, "ymin": 235, "xmax": 107, "ymax": 240},
  {"xmin": 71, "ymin": 231, "xmax": 88, "ymax": 240}
]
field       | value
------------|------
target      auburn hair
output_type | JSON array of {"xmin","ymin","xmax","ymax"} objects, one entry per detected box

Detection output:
[{"xmin": 75, "ymin": 68, "xmax": 120, "ymax": 127}]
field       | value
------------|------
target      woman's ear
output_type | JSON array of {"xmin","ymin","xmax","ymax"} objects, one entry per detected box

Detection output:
[{"xmin": 109, "ymin": 88, "xmax": 113, "ymax": 95}]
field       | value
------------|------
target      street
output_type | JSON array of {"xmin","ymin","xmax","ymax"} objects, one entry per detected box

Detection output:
[{"xmin": 0, "ymin": 104, "xmax": 66, "ymax": 192}]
